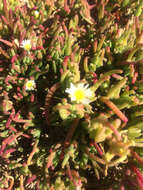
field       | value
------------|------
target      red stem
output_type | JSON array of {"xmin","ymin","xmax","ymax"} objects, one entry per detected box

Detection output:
[
  {"xmin": 64, "ymin": 118, "xmax": 79, "ymax": 147},
  {"xmin": 131, "ymin": 150, "xmax": 143, "ymax": 165},
  {"xmin": 90, "ymin": 140, "xmax": 103, "ymax": 156},
  {"xmin": 101, "ymin": 97, "xmax": 128, "ymax": 123}
]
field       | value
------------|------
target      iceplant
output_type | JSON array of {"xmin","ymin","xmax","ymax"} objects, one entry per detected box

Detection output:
[
  {"xmin": 25, "ymin": 80, "xmax": 36, "ymax": 91},
  {"xmin": 21, "ymin": 39, "xmax": 31, "ymax": 51},
  {"xmin": 65, "ymin": 83, "xmax": 94, "ymax": 104}
]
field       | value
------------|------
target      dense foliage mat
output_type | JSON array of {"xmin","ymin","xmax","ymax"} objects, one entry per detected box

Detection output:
[{"xmin": 1, "ymin": 0, "xmax": 143, "ymax": 189}]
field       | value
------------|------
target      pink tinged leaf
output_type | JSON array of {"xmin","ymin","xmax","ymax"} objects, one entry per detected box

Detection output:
[
  {"xmin": 31, "ymin": 46, "xmax": 36, "ymax": 50},
  {"xmin": 34, "ymin": 66, "xmax": 40, "ymax": 72},
  {"xmin": 27, "ymin": 175, "xmax": 37, "ymax": 184},
  {"xmin": 58, "ymin": 36, "xmax": 64, "ymax": 47},
  {"xmin": 119, "ymin": 185, "xmax": 125, "ymax": 190},
  {"xmin": 0, "ymin": 47, "xmax": 9, "ymax": 58},
  {"xmin": 66, "ymin": 165, "xmax": 73, "ymax": 181},
  {"xmin": 0, "ymin": 39, "xmax": 13, "ymax": 47},
  {"xmin": 23, "ymin": 122, "xmax": 30, "ymax": 129},
  {"xmin": 0, "ymin": 132, "xmax": 25, "ymax": 155},
  {"xmin": 3, "ymin": 148, "xmax": 16, "ymax": 157},
  {"xmin": 93, "ymin": 79, "xmax": 98, "ymax": 83},
  {"xmin": 13, "ymin": 94, "xmax": 19, "ymax": 100},
  {"xmin": 132, "ymin": 72, "xmax": 138, "ymax": 84},
  {"xmin": 36, "ymin": 180, "xmax": 40, "ymax": 190},
  {"xmin": 11, "ymin": 108, "xmax": 15, "ymax": 116},
  {"xmin": 32, "ymin": 6, "xmax": 38, "ymax": 11},
  {"xmin": 17, "ymin": 93, "xmax": 23, "ymax": 99},
  {"xmin": 7, "ymin": 133, "xmax": 22, "ymax": 145},
  {"xmin": 2, "ymin": 0, "xmax": 9, "ymax": 20},
  {"xmin": 47, "ymin": 55, "xmax": 52, "ymax": 59},
  {"xmin": 112, "ymin": 74, "xmax": 123, "ymax": 79},
  {"xmin": 0, "ymin": 68, "xmax": 3, "ymax": 71},
  {"xmin": 136, "ymin": 176, "xmax": 143, "ymax": 189},
  {"xmin": 70, "ymin": 0, "xmax": 75, "ymax": 7},
  {"xmin": 30, "ymin": 16, "xmax": 37, "ymax": 25},
  {"xmin": 118, "ymin": 61, "xmax": 138, "ymax": 65},
  {"xmin": 44, "ymin": 27, "xmax": 49, "ymax": 34},
  {"xmin": 36, "ymin": 46, "xmax": 44, "ymax": 50},
  {"xmin": 63, "ymin": 56, "xmax": 69, "ymax": 71},
  {"xmin": 93, "ymin": 72, "xmax": 98, "ymax": 83},
  {"xmin": 130, "ymin": 64, "xmax": 135, "ymax": 76},
  {"xmin": 1, "ymin": 15, "xmax": 9, "ymax": 25},
  {"xmin": 19, "ymin": 77, "xmax": 24, "ymax": 80},
  {"xmin": 0, "ymin": 144, "xmax": 7, "ymax": 155},
  {"xmin": 2, "ymin": 101, "xmax": 11, "ymax": 115},
  {"xmin": 21, "ymin": 134, "xmax": 30, "ymax": 138},
  {"xmin": 62, "ymin": 22, "xmax": 68, "ymax": 37},
  {"xmin": 46, "ymin": 158, "xmax": 53, "ymax": 169},
  {"xmin": 32, "ymin": 46, "xmax": 44, "ymax": 50},
  {"xmin": 93, "ymin": 72, "xmax": 97, "ymax": 78},
  {"xmin": 64, "ymin": 0, "xmax": 70, "ymax": 14},
  {"xmin": 9, "ymin": 126, "xmax": 17, "ymax": 132},
  {"xmin": 13, "ymin": 118, "xmax": 30, "ymax": 123},
  {"xmin": 46, "ymin": 151, "xmax": 55, "ymax": 169},
  {"xmin": 23, "ymin": 162, "xmax": 27, "ymax": 167},
  {"xmin": 60, "ymin": 68, "xmax": 64, "ymax": 74},
  {"xmin": 5, "ymin": 76, "xmax": 11, "ymax": 85},
  {"xmin": 17, "ymin": 87, "xmax": 20, "ymax": 91},
  {"xmin": 9, "ymin": 8, "xmax": 13, "ymax": 26},
  {"xmin": 19, "ymin": 30, "xmax": 26, "ymax": 44},
  {"xmin": 5, "ymin": 108, "xmax": 15, "ymax": 129},
  {"xmin": 39, "ymin": 24, "xmax": 45, "ymax": 31},
  {"xmin": 30, "ymin": 94, "xmax": 35, "ymax": 102},
  {"xmin": 3, "ymin": 91, "xmax": 8, "ymax": 96},
  {"xmin": 11, "ymin": 55, "xmax": 18, "ymax": 64},
  {"xmin": 13, "ymin": 110, "xmax": 20, "ymax": 121},
  {"xmin": 72, "ymin": 45, "xmax": 80, "ymax": 58},
  {"xmin": 6, "ymin": 76, "xmax": 17, "ymax": 84},
  {"xmin": 6, "ymin": 117, "xmax": 12, "ymax": 129},
  {"xmin": 93, "ymin": 40, "xmax": 98, "ymax": 52}
]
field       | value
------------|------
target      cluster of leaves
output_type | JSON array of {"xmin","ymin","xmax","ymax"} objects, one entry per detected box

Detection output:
[{"xmin": 1, "ymin": 0, "xmax": 143, "ymax": 189}]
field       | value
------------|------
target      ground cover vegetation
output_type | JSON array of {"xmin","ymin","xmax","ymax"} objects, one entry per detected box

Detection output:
[{"xmin": 1, "ymin": 0, "xmax": 143, "ymax": 189}]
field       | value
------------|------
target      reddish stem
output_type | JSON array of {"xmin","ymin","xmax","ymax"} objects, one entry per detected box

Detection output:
[
  {"xmin": 131, "ymin": 150, "xmax": 143, "ymax": 165},
  {"xmin": 100, "ymin": 97, "xmax": 128, "ymax": 123},
  {"xmin": 105, "ymin": 121, "xmax": 122, "ymax": 141},
  {"xmin": 130, "ymin": 164, "xmax": 143, "ymax": 184},
  {"xmin": 64, "ymin": 118, "xmax": 79, "ymax": 147},
  {"xmin": 90, "ymin": 140, "xmax": 103, "ymax": 156}
]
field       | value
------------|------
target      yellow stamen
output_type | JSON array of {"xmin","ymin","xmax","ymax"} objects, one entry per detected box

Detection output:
[
  {"xmin": 74, "ymin": 89, "xmax": 85, "ymax": 101},
  {"xmin": 27, "ymin": 82, "xmax": 33, "ymax": 88},
  {"xmin": 24, "ymin": 44, "xmax": 31, "ymax": 51}
]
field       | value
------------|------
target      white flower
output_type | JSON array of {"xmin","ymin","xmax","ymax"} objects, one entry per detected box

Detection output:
[
  {"xmin": 25, "ymin": 80, "xmax": 36, "ymax": 91},
  {"xmin": 65, "ymin": 83, "xmax": 94, "ymax": 104},
  {"xmin": 21, "ymin": 39, "xmax": 31, "ymax": 51},
  {"xmin": 34, "ymin": 10, "xmax": 39, "ymax": 18}
]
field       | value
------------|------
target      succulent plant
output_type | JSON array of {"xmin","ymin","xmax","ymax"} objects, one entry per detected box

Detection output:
[{"xmin": 1, "ymin": 0, "xmax": 143, "ymax": 189}]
